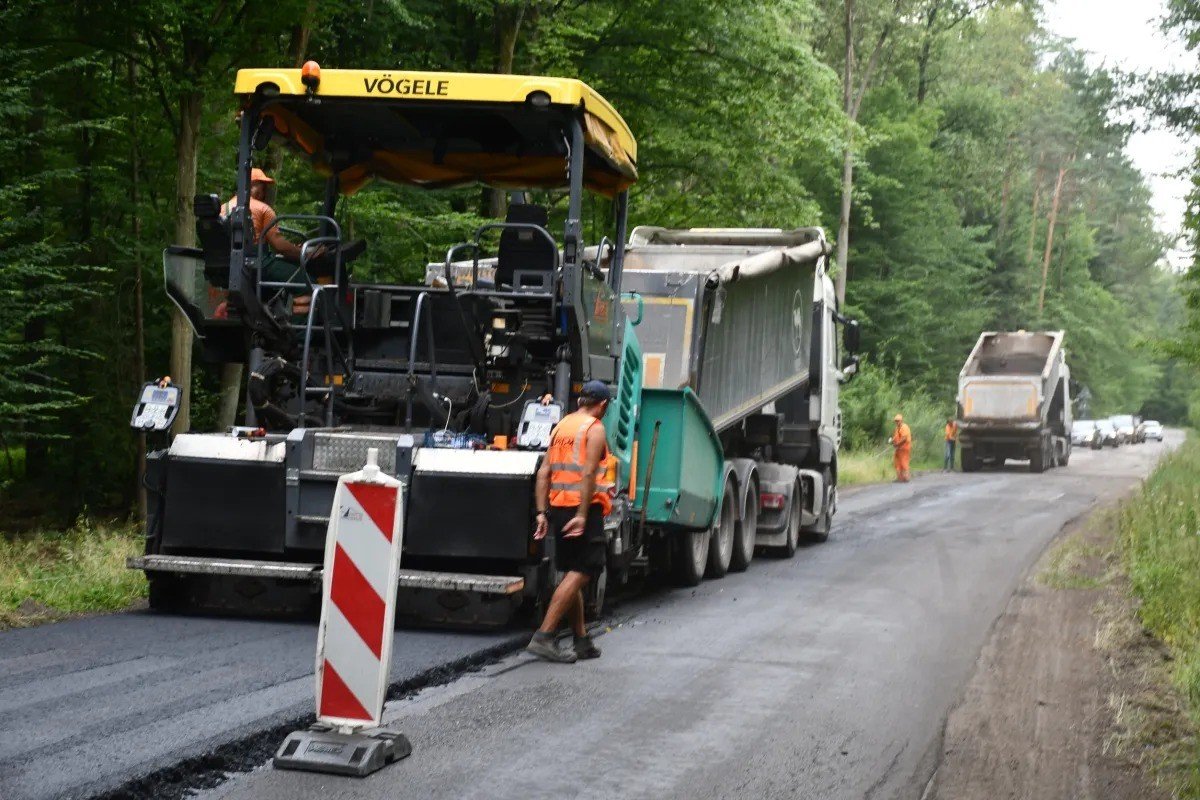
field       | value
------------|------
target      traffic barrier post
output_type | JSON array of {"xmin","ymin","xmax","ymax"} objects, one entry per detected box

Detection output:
[{"xmin": 274, "ymin": 448, "xmax": 413, "ymax": 776}]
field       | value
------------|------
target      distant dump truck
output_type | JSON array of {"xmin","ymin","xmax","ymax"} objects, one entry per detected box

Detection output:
[{"xmin": 956, "ymin": 331, "xmax": 1072, "ymax": 473}]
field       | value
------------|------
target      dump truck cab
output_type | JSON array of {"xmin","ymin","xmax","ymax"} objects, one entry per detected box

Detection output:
[{"xmin": 139, "ymin": 66, "xmax": 642, "ymax": 623}]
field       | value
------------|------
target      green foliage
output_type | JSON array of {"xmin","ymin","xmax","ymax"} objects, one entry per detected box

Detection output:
[
  {"xmin": 0, "ymin": 0, "xmax": 1188, "ymax": 523},
  {"xmin": 0, "ymin": 42, "xmax": 103, "ymax": 482},
  {"xmin": 1119, "ymin": 436, "xmax": 1200, "ymax": 798},
  {"xmin": 841, "ymin": 361, "xmax": 948, "ymax": 466}
]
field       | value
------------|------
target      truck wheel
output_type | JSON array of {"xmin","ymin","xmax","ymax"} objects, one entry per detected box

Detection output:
[
  {"xmin": 960, "ymin": 448, "xmax": 979, "ymax": 473},
  {"xmin": 706, "ymin": 478, "xmax": 737, "ymax": 579},
  {"xmin": 673, "ymin": 528, "xmax": 711, "ymax": 587},
  {"xmin": 807, "ymin": 469, "xmax": 832, "ymax": 543},
  {"xmin": 776, "ymin": 481, "xmax": 802, "ymax": 558},
  {"xmin": 1029, "ymin": 439, "xmax": 1047, "ymax": 473},
  {"xmin": 729, "ymin": 477, "xmax": 757, "ymax": 573}
]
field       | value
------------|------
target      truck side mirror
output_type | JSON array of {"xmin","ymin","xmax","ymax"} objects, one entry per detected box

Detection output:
[
  {"xmin": 844, "ymin": 320, "xmax": 861, "ymax": 354},
  {"xmin": 839, "ymin": 355, "xmax": 860, "ymax": 384}
]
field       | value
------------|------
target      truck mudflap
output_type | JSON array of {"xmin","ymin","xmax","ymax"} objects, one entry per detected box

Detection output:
[{"xmin": 127, "ymin": 554, "xmax": 524, "ymax": 595}]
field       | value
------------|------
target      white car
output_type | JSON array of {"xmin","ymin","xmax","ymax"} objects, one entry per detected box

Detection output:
[
  {"xmin": 1071, "ymin": 420, "xmax": 1101, "ymax": 449},
  {"xmin": 1095, "ymin": 419, "xmax": 1120, "ymax": 448},
  {"xmin": 1142, "ymin": 420, "xmax": 1164, "ymax": 441},
  {"xmin": 1109, "ymin": 414, "xmax": 1140, "ymax": 444}
]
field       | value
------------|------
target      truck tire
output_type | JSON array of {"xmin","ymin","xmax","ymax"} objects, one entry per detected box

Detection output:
[
  {"xmin": 775, "ymin": 480, "xmax": 802, "ymax": 558},
  {"xmin": 960, "ymin": 447, "xmax": 979, "ymax": 473},
  {"xmin": 706, "ymin": 478, "xmax": 737, "ymax": 579},
  {"xmin": 806, "ymin": 468, "xmax": 833, "ymax": 543},
  {"xmin": 729, "ymin": 476, "xmax": 757, "ymax": 573},
  {"xmin": 1029, "ymin": 438, "xmax": 1047, "ymax": 473},
  {"xmin": 673, "ymin": 528, "xmax": 711, "ymax": 587}
]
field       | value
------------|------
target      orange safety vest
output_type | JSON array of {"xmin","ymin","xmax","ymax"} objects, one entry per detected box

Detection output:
[
  {"xmin": 945, "ymin": 422, "xmax": 958, "ymax": 442},
  {"xmin": 547, "ymin": 411, "xmax": 614, "ymax": 516}
]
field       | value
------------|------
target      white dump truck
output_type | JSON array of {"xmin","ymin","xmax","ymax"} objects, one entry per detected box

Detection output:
[
  {"xmin": 956, "ymin": 330, "xmax": 1072, "ymax": 473},
  {"xmin": 620, "ymin": 226, "xmax": 860, "ymax": 575}
]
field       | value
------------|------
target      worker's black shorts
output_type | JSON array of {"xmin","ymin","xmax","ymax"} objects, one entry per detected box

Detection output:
[{"xmin": 548, "ymin": 504, "xmax": 607, "ymax": 579}]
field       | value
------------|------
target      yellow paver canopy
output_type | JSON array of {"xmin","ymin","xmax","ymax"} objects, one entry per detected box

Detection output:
[{"xmin": 235, "ymin": 68, "xmax": 637, "ymax": 197}]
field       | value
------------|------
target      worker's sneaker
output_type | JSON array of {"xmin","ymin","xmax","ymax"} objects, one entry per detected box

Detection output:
[
  {"xmin": 526, "ymin": 632, "xmax": 577, "ymax": 664},
  {"xmin": 574, "ymin": 635, "xmax": 601, "ymax": 660}
]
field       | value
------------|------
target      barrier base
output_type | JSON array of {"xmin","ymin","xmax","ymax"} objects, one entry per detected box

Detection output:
[{"xmin": 273, "ymin": 724, "xmax": 412, "ymax": 777}]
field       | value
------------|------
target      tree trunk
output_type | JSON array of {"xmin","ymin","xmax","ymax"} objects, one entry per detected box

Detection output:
[
  {"xmin": 997, "ymin": 170, "xmax": 1011, "ymax": 249},
  {"xmin": 217, "ymin": 363, "xmax": 243, "ymax": 429},
  {"xmin": 130, "ymin": 55, "xmax": 147, "ymax": 520},
  {"xmin": 170, "ymin": 90, "xmax": 202, "ymax": 435},
  {"xmin": 835, "ymin": 0, "xmax": 856, "ymax": 306},
  {"xmin": 484, "ymin": 2, "xmax": 527, "ymax": 218},
  {"xmin": 916, "ymin": 2, "xmax": 940, "ymax": 105},
  {"xmin": 1038, "ymin": 156, "xmax": 1072, "ymax": 314},
  {"xmin": 1025, "ymin": 157, "xmax": 1044, "ymax": 269},
  {"xmin": 288, "ymin": 0, "xmax": 318, "ymax": 66}
]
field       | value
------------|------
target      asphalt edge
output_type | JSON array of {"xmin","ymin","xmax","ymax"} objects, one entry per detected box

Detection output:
[
  {"xmin": 87, "ymin": 632, "xmax": 530, "ymax": 800},
  {"xmin": 914, "ymin": 464, "xmax": 1160, "ymax": 799}
]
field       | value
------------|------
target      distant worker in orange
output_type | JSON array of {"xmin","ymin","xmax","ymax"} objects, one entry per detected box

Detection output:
[
  {"xmin": 891, "ymin": 413, "xmax": 912, "ymax": 482},
  {"xmin": 944, "ymin": 417, "xmax": 958, "ymax": 472},
  {"xmin": 527, "ymin": 381, "xmax": 613, "ymax": 664}
]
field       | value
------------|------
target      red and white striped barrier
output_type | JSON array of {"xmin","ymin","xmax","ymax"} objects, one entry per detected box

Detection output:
[{"xmin": 315, "ymin": 449, "xmax": 404, "ymax": 729}]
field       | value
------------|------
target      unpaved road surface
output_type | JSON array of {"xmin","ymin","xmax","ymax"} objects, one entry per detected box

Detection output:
[
  {"xmin": 0, "ymin": 435, "xmax": 1176, "ymax": 800},
  {"xmin": 199, "ymin": 434, "xmax": 1177, "ymax": 800}
]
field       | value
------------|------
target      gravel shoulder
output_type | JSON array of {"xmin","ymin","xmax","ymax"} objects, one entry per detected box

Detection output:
[{"xmin": 931, "ymin": 439, "xmax": 1182, "ymax": 800}]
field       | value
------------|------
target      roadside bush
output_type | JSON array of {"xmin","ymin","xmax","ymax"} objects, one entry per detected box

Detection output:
[{"xmin": 840, "ymin": 361, "xmax": 950, "ymax": 471}]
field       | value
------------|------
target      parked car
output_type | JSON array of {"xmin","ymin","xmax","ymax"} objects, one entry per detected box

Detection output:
[
  {"xmin": 1110, "ymin": 414, "xmax": 1140, "ymax": 444},
  {"xmin": 1071, "ymin": 420, "xmax": 1102, "ymax": 450},
  {"xmin": 1142, "ymin": 419, "xmax": 1164, "ymax": 442},
  {"xmin": 1095, "ymin": 419, "xmax": 1120, "ymax": 448}
]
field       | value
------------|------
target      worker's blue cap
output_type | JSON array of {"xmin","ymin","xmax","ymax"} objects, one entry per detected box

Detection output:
[{"xmin": 579, "ymin": 380, "xmax": 611, "ymax": 402}]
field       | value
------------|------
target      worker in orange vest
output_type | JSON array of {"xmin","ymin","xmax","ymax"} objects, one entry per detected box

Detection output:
[
  {"xmin": 944, "ymin": 417, "xmax": 958, "ymax": 472},
  {"xmin": 891, "ymin": 413, "xmax": 912, "ymax": 482},
  {"xmin": 527, "ymin": 381, "xmax": 614, "ymax": 663}
]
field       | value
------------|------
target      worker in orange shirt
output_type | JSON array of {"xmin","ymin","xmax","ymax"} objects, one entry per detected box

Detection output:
[
  {"xmin": 944, "ymin": 417, "xmax": 959, "ymax": 472},
  {"xmin": 221, "ymin": 168, "xmax": 321, "ymax": 315},
  {"xmin": 891, "ymin": 413, "xmax": 912, "ymax": 482}
]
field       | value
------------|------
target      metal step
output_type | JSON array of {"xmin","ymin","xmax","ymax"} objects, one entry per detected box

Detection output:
[
  {"xmin": 127, "ymin": 554, "xmax": 524, "ymax": 595},
  {"xmin": 128, "ymin": 554, "xmax": 321, "ymax": 581}
]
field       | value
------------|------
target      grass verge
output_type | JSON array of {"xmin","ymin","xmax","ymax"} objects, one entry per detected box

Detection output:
[
  {"xmin": 1119, "ymin": 435, "xmax": 1200, "ymax": 795},
  {"xmin": 0, "ymin": 518, "xmax": 147, "ymax": 628},
  {"xmin": 839, "ymin": 448, "xmax": 940, "ymax": 486}
]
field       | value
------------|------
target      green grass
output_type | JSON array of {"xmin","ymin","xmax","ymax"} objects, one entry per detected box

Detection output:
[
  {"xmin": 839, "ymin": 448, "xmax": 940, "ymax": 486},
  {"xmin": 0, "ymin": 519, "xmax": 147, "ymax": 628},
  {"xmin": 1120, "ymin": 434, "xmax": 1200, "ymax": 795},
  {"xmin": 1037, "ymin": 528, "xmax": 1106, "ymax": 590}
]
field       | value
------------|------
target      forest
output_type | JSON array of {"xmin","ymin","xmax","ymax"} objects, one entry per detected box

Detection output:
[{"xmin": 0, "ymin": 0, "xmax": 1191, "ymax": 522}]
